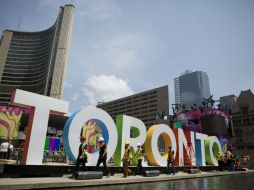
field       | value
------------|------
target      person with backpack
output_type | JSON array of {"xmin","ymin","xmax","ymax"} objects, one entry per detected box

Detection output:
[{"xmin": 75, "ymin": 136, "xmax": 88, "ymax": 172}]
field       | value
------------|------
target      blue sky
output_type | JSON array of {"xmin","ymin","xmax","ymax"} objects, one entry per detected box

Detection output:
[{"xmin": 1, "ymin": 0, "xmax": 253, "ymax": 113}]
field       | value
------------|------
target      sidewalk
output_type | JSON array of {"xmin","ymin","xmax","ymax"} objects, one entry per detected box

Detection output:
[{"xmin": 0, "ymin": 170, "xmax": 253, "ymax": 190}]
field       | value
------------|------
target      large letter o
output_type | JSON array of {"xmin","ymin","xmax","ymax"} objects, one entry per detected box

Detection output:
[
  {"xmin": 145, "ymin": 124, "xmax": 177, "ymax": 166},
  {"xmin": 63, "ymin": 106, "xmax": 118, "ymax": 166},
  {"xmin": 205, "ymin": 136, "xmax": 222, "ymax": 166}
]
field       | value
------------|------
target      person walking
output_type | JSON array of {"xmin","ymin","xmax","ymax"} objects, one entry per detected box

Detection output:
[
  {"xmin": 0, "ymin": 141, "xmax": 10, "ymax": 159},
  {"xmin": 167, "ymin": 145, "xmax": 175, "ymax": 175},
  {"xmin": 74, "ymin": 136, "xmax": 88, "ymax": 174},
  {"xmin": 135, "ymin": 143, "xmax": 144, "ymax": 175},
  {"xmin": 96, "ymin": 137, "xmax": 110, "ymax": 177},
  {"xmin": 122, "ymin": 141, "xmax": 132, "ymax": 177},
  {"xmin": 216, "ymin": 151, "xmax": 224, "ymax": 171},
  {"xmin": 226, "ymin": 150, "xmax": 234, "ymax": 171}
]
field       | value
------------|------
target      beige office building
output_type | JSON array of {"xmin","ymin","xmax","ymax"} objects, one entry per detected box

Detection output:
[
  {"xmin": 0, "ymin": 5, "xmax": 74, "ymax": 105},
  {"xmin": 97, "ymin": 85, "xmax": 169, "ymax": 128}
]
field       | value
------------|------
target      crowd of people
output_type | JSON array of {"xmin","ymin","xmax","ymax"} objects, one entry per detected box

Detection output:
[
  {"xmin": 74, "ymin": 136, "xmax": 147, "ymax": 178},
  {"xmin": 0, "ymin": 141, "xmax": 14, "ymax": 159},
  {"xmin": 216, "ymin": 150, "xmax": 251, "ymax": 171},
  {"xmin": 74, "ymin": 137, "xmax": 177, "ymax": 178},
  {"xmin": 75, "ymin": 136, "xmax": 253, "ymax": 178}
]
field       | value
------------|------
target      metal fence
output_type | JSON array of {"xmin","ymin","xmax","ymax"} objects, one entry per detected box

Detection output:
[
  {"xmin": 0, "ymin": 148, "xmax": 68, "ymax": 164},
  {"xmin": 42, "ymin": 150, "xmax": 67, "ymax": 163}
]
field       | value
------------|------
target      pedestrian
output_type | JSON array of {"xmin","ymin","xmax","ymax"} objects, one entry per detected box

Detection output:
[
  {"xmin": 235, "ymin": 156, "xmax": 241, "ymax": 169},
  {"xmin": 96, "ymin": 137, "xmax": 110, "ymax": 177},
  {"xmin": 226, "ymin": 150, "xmax": 234, "ymax": 171},
  {"xmin": 122, "ymin": 141, "xmax": 132, "ymax": 177},
  {"xmin": 167, "ymin": 145, "xmax": 175, "ymax": 175},
  {"xmin": 74, "ymin": 136, "xmax": 88, "ymax": 173},
  {"xmin": 59, "ymin": 145, "xmax": 66, "ymax": 163},
  {"xmin": 216, "ymin": 151, "xmax": 224, "ymax": 171},
  {"xmin": 135, "ymin": 143, "xmax": 144, "ymax": 175},
  {"xmin": 0, "ymin": 141, "xmax": 10, "ymax": 159},
  {"xmin": 8, "ymin": 142, "xmax": 14, "ymax": 159}
]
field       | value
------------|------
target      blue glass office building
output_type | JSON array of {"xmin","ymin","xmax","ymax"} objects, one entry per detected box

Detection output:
[{"xmin": 175, "ymin": 70, "xmax": 211, "ymax": 109}]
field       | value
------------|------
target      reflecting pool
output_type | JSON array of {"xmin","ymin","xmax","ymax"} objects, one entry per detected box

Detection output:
[{"xmin": 62, "ymin": 173, "xmax": 254, "ymax": 190}]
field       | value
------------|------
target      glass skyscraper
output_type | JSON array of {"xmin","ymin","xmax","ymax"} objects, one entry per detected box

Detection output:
[
  {"xmin": 174, "ymin": 70, "xmax": 211, "ymax": 110},
  {"xmin": 0, "ymin": 4, "xmax": 74, "ymax": 105}
]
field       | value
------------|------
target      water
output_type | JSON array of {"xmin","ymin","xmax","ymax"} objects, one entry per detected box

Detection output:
[{"xmin": 62, "ymin": 173, "xmax": 254, "ymax": 190}]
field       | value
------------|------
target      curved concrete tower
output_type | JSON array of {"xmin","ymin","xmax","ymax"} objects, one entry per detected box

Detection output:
[{"xmin": 0, "ymin": 4, "xmax": 75, "ymax": 105}]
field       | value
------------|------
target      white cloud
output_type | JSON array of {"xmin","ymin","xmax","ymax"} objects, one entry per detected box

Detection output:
[
  {"xmin": 83, "ymin": 74, "xmax": 134, "ymax": 105},
  {"xmin": 78, "ymin": 0, "xmax": 121, "ymax": 21},
  {"xmin": 88, "ymin": 33, "xmax": 152, "ymax": 70},
  {"xmin": 38, "ymin": 0, "xmax": 55, "ymax": 8},
  {"xmin": 64, "ymin": 81, "xmax": 73, "ymax": 88},
  {"xmin": 72, "ymin": 93, "xmax": 79, "ymax": 101}
]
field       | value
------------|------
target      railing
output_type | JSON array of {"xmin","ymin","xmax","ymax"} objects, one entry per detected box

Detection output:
[
  {"xmin": 0, "ymin": 149, "xmax": 68, "ymax": 164},
  {"xmin": 0, "ymin": 148, "xmax": 22, "ymax": 163},
  {"xmin": 42, "ymin": 150, "xmax": 67, "ymax": 164}
]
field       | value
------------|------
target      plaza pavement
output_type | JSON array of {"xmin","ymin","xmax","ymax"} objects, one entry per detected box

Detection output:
[{"xmin": 0, "ymin": 170, "xmax": 253, "ymax": 190}]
